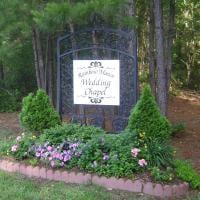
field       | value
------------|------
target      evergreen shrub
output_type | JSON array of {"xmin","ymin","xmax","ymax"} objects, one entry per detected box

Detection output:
[
  {"xmin": 127, "ymin": 85, "xmax": 172, "ymax": 140},
  {"xmin": 20, "ymin": 89, "xmax": 61, "ymax": 133}
]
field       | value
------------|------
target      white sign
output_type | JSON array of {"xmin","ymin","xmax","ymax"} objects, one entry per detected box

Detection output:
[{"xmin": 73, "ymin": 60, "xmax": 120, "ymax": 105}]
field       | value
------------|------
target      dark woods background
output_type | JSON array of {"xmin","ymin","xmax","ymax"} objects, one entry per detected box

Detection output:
[{"xmin": 0, "ymin": 0, "xmax": 199, "ymax": 114}]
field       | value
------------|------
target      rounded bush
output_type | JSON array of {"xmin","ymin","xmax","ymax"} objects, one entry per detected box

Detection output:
[{"xmin": 20, "ymin": 89, "xmax": 61, "ymax": 133}]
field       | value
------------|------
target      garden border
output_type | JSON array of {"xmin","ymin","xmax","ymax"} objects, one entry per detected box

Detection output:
[{"xmin": 0, "ymin": 158, "xmax": 189, "ymax": 199}]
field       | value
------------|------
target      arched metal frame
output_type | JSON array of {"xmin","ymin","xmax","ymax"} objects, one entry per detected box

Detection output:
[{"xmin": 57, "ymin": 27, "xmax": 138, "ymax": 132}]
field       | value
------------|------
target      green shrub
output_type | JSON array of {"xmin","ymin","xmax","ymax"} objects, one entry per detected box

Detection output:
[
  {"xmin": 127, "ymin": 85, "xmax": 172, "ymax": 140},
  {"xmin": 145, "ymin": 138, "xmax": 174, "ymax": 168},
  {"xmin": 40, "ymin": 123, "xmax": 105, "ymax": 145},
  {"xmin": 151, "ymin": 167, "xmax": 174, "ymax": 182},
  {"xmin": 77, "ymin": 131, "xmax": 147, "ymax": 178},
  {"xmin": 20, "ymin": 89, "xmax": 61, "ymax": 133},
  {"xmin": 174, "ymin": 159, "xmax": 200, "ymax": 189}
]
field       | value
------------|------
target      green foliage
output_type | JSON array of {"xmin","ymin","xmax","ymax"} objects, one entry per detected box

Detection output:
[
  {"xmin": 171, "ymin": 122, "xmax": 186, "ymax": 136},
  {"xmin": 0, "ymin": 89, "xmax": 21, "ymax": 112},
  {"xmin": 28, "ymin": 158, "xmax": 39, "ymax": 166},
  {"xmin": 20, "ymin": 89, "xmax": 61, "ymax": 133},
  {"xmin": 77, "ymin": 131, "xmax": 147, "ymax": 178},
  {"xmin": 145, "ymin": 138, "xmax": 174, "ymax": 168},
  {"xmin": 174, "ymin": 159, "xmax": 200, "ymax": 189},
  {"xmin": 173, "ymin": 0, "xmax": 200, "ymax": 90},
  {"xmin": 151, "ymin": 167, "xmax": 174, "ymax": 182},
  {"xmin": 127, "ymin": 85, "xmax": 172, "ymax": 140},
  {"xmin": 40, "ymin": 123, "xmax": 105, "ymax": 145},
  {"xmin": 32, "ymin": 0, "xmax": 129, "ymax": 33},
  {"xmin": 9, "ymin": 133, "xmax": 37, "ymax": 160},
  {"xmin": 0, "ymin": 140, "xmax": 13, "ymax": 156}
]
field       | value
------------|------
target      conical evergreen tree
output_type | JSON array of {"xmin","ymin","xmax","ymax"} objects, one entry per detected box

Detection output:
[
  {"xmin": 20, "ymin": 89, "xmax": 61, "ymax": 133},
  {"xmin": 127, "ymin": 85, "xmax": 171, "ymax": 139}
]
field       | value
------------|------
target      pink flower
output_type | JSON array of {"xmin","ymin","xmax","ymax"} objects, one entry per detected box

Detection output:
[
  {"xmin": 138, "ymin": 159, "xmax": 147, "ymax": 167},
  {"xmin": 131, "ymin": 148, "xmax": 140, "ymax": 157},
  {"xmin": 16, "ymin": 136, "xmax": 22, "ymax": 142},
  {"xmin": 48, "ymin": 157, "xmax": 53, "ymax": 161},
  {"xmin": 11, "ymin": 145, "xmax": 18, "ymax": 152},
  {"xmin": 47, "ymin": 146, "xmax": 53, "ymax": 151},
  {"xmin": 50, "ymin": 160, "xmax": 55, "ymax": 167}
]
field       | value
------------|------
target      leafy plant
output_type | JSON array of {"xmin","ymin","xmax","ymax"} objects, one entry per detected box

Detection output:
[
  {"xmin": 20, "ymin": 89, "xmax": 61, "ymax": 133},
  {"xmin": 9, "ymin": 133, "xmax": 37, "ymax": 160},
  {"xmin": 127, "ymin": 85, "xmax": 172, "ymax": 140},
  {"xmin": 174, "ymin": 159, "xmax": 200, "ymax": 189},
  {"xmin": 145, "ymin": 138, "xmax": 174, "ymax": 168},
  {"xmin": 77, "ymin": 131, "xmax": 147, "ymax": 178},
  {"xmin": 151, "ymin": 167, "xmax": 174, "ymax": 182},
  {"xmin": 40, "ymin": 123, "xmax": 105, "ymax": 145}
]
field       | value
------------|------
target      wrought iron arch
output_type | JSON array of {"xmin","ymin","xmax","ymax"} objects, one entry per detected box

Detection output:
[{"xmin": 57, "ymin": 27, "xmax": 138, "ymax": 132}]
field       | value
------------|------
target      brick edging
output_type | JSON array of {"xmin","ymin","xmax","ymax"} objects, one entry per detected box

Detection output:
[{"xmin": 0, "ymin": 159, "xmax": 189, "ymax": 198}]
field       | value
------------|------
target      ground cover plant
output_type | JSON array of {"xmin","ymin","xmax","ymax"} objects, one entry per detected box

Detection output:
[
  {"xmin": 174, "ymin": 159, "xmax": 200, "ymax": 189},
  {"xmin": 40, "ymin": 123, "xmax": 105, "ymax": 145}
]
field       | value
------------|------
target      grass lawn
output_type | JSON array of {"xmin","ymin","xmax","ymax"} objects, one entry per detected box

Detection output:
[
  {"xmin": 0, "ymin": 170, "xmax": 155, "ymax": 200},
  {"xmin": 0, "ymin": 170, "xmax": 199, "ymax": 200}
]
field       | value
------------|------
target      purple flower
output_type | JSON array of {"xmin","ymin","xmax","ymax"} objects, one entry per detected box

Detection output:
[
  {"xmin": 70, "ymin": 143, "xmax": 79, "ymax": 150},
  {"xmin": 103, "ymin": 154, "xmax": 109, "ymax": 161},
  {"xmin": 63, "ymin": 154, "xmax": 71, "ymax": 162},
  {"xmin": 36, "ymin": 152, "xmax": 41, "ymax": 157}
]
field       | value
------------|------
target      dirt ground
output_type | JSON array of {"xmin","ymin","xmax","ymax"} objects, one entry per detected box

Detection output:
[
  {"xmin": 168, "ymin": 91, "xmax": 200, "ymax": 173},
  {"xmin": 0, "ymin": 91, "xmax": 199, "ymax": 172}
]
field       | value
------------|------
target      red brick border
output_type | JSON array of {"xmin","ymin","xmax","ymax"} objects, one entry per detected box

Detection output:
[{"xmin": 0, "ymin": 158, "xmax": 189, "ymax": 198}]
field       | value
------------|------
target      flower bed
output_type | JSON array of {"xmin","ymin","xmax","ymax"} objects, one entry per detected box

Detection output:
[{"xmin": 2, "ymin": 86, "xmax": 199, "ymax": 198}]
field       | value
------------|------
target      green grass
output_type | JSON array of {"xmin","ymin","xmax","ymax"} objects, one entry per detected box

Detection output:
[
  {"xmin": 0, "ymin": 170, "xmax": 156, "ymax": 200},
  {"xmin": 0, "ymin": 170, "xmax": 199, "ymax": 200}
]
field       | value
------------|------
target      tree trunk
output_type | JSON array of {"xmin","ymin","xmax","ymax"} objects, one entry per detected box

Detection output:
[
  {"xmin": 125, "ymin": 0, "xmax": 138, "ymax": 100},
  {"xmin": 153, "ymin": 0, "xmax": 167, "ymax": 115},
  {"xmin": 32, "ymin": 28, "xmax": 41, "ymax": 89},
  {"xmin": 148, "ymin": 0, "xmax": 156, "ymax": 95},
  {"xmin": 44, "ymin": 34, "xmax": 54, "ymax": 102},
  {"xmin": 165, "ymin": 0, "xmax": 175, "ymax": 97},
  {"xmin": 32, "ymin": 27, "xmax": 46, "ymax": 91}
]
